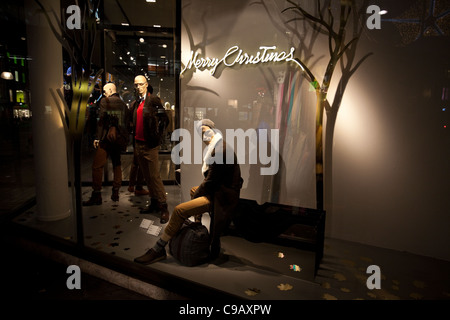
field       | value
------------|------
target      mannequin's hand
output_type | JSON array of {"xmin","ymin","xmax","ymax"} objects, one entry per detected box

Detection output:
[{"xmin": 93, "ymin": 140, "xmax": 99, "ymax": 149}]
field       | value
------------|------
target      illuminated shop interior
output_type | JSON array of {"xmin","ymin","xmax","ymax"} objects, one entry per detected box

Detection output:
[{"xmin": 0, "ymin": 0, "xmax": 449, "ymax": 300}]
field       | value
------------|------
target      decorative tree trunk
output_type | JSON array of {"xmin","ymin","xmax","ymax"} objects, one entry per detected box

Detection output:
[{"xmin": 36, "ymin": 0, "xmax": 102, "ymax": 246}]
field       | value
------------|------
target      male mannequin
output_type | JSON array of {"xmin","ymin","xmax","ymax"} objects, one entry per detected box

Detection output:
[
  {"xmin": 134, "ymin": 119, "xmax": 243, "ymax": 265},
  {"xmin": 83, "ymin": 83, "xmax": 128, "ymax": 205},
  {"xmin": 130, "ymin": 75, "xmax": 169, "ymax": 223}
]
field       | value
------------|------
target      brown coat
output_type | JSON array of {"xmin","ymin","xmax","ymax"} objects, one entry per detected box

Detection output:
[{"xmin": 129, "ymin": 93, "xmax": 169, "ymax": 149}]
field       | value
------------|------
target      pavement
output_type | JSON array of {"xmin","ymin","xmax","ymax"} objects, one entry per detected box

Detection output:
[{"xmin": 0, "ymin": 236, "xmax": 152, "ymax": 301}]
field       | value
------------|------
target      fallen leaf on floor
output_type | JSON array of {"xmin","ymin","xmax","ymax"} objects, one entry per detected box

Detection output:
[
  {"xmin": 277, "ymin": 252, "xmax": 285, "ymax": 258},
  {"xmin": 277, "ymin": 283, "xmax": 293, "ymax": 291},
  {"xmin": 340, "ymin": 259, "xmax": 356, "ymax": 267},
  {"xmin": 290, "ymin": 264, "xmax": 301, "ymax": 272},
  {"xmin": 410, "ymin": 292, "xmax": 423, "ymax": 300},
  {"xmin": 322, "ymin": 293, "xmax": 338, "ymax": 300},
  {"xmin": 333, "ymin": 273, "xmax": 346, "ymax": 281},
  {"xmin": 340, "ymin": 287, "xmax": 351, "ymax": 293},
  {"xmin": 245, "ymin": 288, "xmax": 260, "ymax": 296}
]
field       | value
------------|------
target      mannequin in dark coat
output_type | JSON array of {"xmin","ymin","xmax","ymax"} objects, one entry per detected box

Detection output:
[{"xmin": 134, "ymin": 119, "xmax": 243, "ymax": 265}]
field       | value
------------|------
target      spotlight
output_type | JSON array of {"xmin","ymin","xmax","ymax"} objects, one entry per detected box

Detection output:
[{"xmin": 1, "ymin": 71, "xmax": 13, "ymax": 80}]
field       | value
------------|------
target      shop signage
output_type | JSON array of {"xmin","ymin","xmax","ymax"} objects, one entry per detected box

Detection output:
[{"xmin": 181, "ymin": 45, "xmax": 304, "ymax": 76}]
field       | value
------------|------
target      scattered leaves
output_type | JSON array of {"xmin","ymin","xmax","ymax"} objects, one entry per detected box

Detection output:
[
  {"xmin": 245, "ymin": 288, "xmax": 261, "ymax": 296},
  {"xmin": 290, "ymin": 264, "xmax": 301, "ymax": 272},
  {"xmin": 322, "ymin": 293, "xmax": 338, "ymax": 300},
  {"xmin": 410, "ymin": 292, "xmax": 423, "ymax": 300},
  {"xmin": 277, "ymin": 283, "xmax": 293, "ymax": 291},
  {"xmin": 333, "ymin": 273, "xmax": 346, "ymax": 281}
]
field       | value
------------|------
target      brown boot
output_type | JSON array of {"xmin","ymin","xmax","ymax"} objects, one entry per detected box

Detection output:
[
  {"xmin": 159, "ymin": 202, "xmax": 170, "ymax": 224},
  {"xmin": 140, "ymin": 198, "xmax": 159, "ymax": 214},
  {"xmin": 111, "ymin": 188, "xmax": 119, "ymax": 202},
  {"xmin": 83, "ymin": 191, "xmax": 102, "ymax": 206},
  {"xmin": 134, "ymin": 187, "xmax": 149, "ymax": 196}
]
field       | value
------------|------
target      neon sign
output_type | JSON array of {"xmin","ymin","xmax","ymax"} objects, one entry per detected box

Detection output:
[{"xmin": 181, "ymin": 45, "xmax": 304, "ymax": 76}]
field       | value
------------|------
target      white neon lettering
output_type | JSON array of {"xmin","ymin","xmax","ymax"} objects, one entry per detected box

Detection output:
[{"xmin": 181, "ymin": 45, "xmax": 304, "ymax": 76}]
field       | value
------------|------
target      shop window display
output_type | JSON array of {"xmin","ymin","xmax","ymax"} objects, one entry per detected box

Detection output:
[{"xmin": 4, "ymin": 0, "xmax": 449, "ymax": 301}]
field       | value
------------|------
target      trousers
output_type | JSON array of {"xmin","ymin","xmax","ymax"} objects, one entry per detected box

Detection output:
[
  {"xmin": 161, "ymin": 187, "xmax": 210, "ymax": 242},
  {"xmin": 134, "ymin": 140, "xmax": 167, "ymax": 203},
  {"xmin": 129, "ymin": 150, "xmax": 145, "ymax": 188},
  {"xmin": 91, "ymin": 143, "xmax": 122, "ymax": 191}
]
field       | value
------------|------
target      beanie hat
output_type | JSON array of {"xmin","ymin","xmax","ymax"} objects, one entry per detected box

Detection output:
[{"xmin": 195, "ymin": 119, "xmax": 215, "ymax": 135}]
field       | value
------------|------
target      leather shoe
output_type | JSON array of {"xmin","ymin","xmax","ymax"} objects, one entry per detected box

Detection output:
[
  {"xmin": 134, "ymin": 248, "xmax": 166, "ymax": 265},
  {"xmin": 140, "ymin": 199, "xmax": 158, "ymax": 214},
  {"xmin": 111, "ymin": 188, "xmax": 119, "ymax": 202},
  {"xmin": 159, "ymin": 202, "xmax": 169, "ymax": 224},
  {"xmin": 135, "ymin": 188, "xmax": 149, "ymax": 196},
  {"xmin": 160, "ymin": 210, "xmax": 169, "ymax": 224},
  {"xmin": 83, "ymin": 192, "xmax": 102, "ymax": 206}
]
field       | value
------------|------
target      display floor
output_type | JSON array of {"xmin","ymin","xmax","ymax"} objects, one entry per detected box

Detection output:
[{"xmin": 11, "ymin": 185, "xmax": 450, "ymax": 300}]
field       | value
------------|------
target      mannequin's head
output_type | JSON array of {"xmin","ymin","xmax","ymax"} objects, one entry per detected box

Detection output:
[
  {"xmin": 103, "ymin": 83, "xmax": 117, "ymax": 97},
  {"xmin": 134, "ymin": 75, "xmax": 148, "ymax": 97},
  {"xmin": 195, "ymin": 119, "xmax": 216, "ymax": 145}
]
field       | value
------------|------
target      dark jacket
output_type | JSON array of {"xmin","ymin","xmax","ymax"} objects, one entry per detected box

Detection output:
[
  {"xmin": 129, "ymin": 93, "xmax": 169, "ymax": 149},
  {"xmin": 96, "ymin": 93, "xmax": 129, "ymax": 151},
  {"xmin": 193, "ymin": 139, "xmax": 244, "ymax": 252}
]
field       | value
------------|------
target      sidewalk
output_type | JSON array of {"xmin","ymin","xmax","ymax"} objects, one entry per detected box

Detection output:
[{"xmin": 0, "ymin": 236, "xmax": 151, "ymax": 300}]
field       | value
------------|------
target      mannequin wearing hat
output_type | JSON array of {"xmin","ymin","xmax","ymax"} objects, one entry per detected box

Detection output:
[{"xmin": 134, "ymin": 119, "xmax": 244, "ymax": 265}]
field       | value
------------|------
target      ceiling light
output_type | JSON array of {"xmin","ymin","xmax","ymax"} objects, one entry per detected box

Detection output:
[
  {"xmin": 379, "ymin": 10, "xmax": 388, "ymax": 15},
  {"xmin": 1, "ymin": 71, "xmax": 14, "ymax": 80},
  {"xmin": 153, "ymin": 25, "xmax": 161, "ymax": 28},
  {"xmin": 146, "ymin": 0, "xmax": 156, "ymax": 3}
]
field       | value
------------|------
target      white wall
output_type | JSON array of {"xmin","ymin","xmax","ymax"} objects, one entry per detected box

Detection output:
[{"xmin": 329, "ymin": 34, "xmax": 450, "ymax": 261}]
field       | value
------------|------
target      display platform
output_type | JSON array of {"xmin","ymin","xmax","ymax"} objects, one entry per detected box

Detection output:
[{"xmin": 12, "ymin": 185, "xmax": 322, "ymax": 299}]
